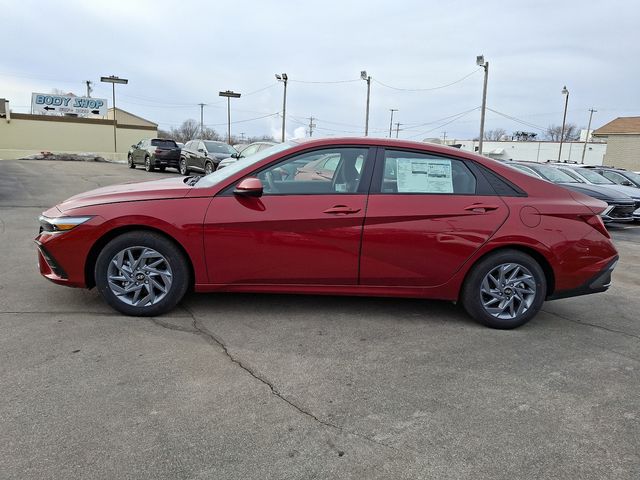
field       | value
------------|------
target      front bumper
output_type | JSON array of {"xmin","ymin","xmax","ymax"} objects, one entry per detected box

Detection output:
[{"xmin": 601, "ymin": 202, "xmax": 635, "ymax": 223}]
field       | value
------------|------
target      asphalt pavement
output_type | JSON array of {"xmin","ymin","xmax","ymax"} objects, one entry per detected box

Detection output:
[{"xmin": 0, "ymin": 160, "xmax": 638, "ymax": 480}]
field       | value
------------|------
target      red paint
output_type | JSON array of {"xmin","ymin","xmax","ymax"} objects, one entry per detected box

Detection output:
[{"xmin": 36, "ymin": 137, "xmax": 618, "ymax": 304}]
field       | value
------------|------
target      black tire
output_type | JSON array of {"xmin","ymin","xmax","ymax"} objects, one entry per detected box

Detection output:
[
  {"xmin": 94, "ymin": 231, "xmax": 190, "ymax": 316},
  {"xmin": 204, "ymin": 161, "xmax": 213, "ymax": 175},
  {"xmin": 461, "ymin": 249, "xmax": 546, "ymax": 329},
  {"xmin": 158, "ymin": 166, "xmax": 166, "ymax": 172},
  {"xmin": 179, "ymin": 158, "xmax": 189, "ymax": 176},
  {"xmin": 144, "ymin": 156, "xmax": 154, "ymax": 172},
  {"xmin": 128, "ymin": 154, "xmax": 135, "ymax": 169}
]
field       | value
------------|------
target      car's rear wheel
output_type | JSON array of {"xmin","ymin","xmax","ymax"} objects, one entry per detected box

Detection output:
[
  {"xmin": 204, "ymin": 161, "xmax": 213, "ymax": 175},
  {"xmin": 95, "ymin": 231, "xmax": 189, "ymax": 316},
  {"xmin": 144, "ymin": 156, "xmax": 154, "ymax": 172},
  {"xmin": 179, "ymin": 158, "xmax": 189, "ymax": 176},
  {"xmin": 461, "ymin": 250, "xmax": 546, "ymax": 329},
  {"xmin": 128, "ymin": 154, "xmax": 135, "ymax": 169}
]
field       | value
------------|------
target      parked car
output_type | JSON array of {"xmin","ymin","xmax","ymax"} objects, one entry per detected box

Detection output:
[
  {"xmin": 128, "ymin": 139, "xmax": 181, "ymax": 172},
  {"xmin": 36, "ymin": 138, "xmax": 619, "ymax": 329},
  {"xmin": 550, "ymin": 164, "xmax": 640, "ymax": 221},
  {"xmin": 179, "ymin": 140, "xmax": 237, "ymax": 175},
  {"xmin": 508, "ymin": 162, "xmax": 635, "ymax": 223},
  {"xmin": 581, "ymin": 165, "xmax": 640, "ymax": 189},
  {"xmin": 217, "ymin": 141, "xmax": 276, "ymax": 169}
]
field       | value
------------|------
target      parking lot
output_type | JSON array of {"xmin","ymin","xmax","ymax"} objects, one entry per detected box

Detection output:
[{"xmin": 0, "ymin": 159, "xmax": 638, "ymax": 479}]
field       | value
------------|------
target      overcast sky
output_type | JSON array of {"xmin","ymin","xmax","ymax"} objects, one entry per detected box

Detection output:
[{"xmin": 2, "ymin": 0, "xmax": 639, "ymax": 141}]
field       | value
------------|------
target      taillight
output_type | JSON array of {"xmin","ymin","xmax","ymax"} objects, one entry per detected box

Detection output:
[
  {"xmin": 155, "ymin": 148, "xmax": 163, "ymax": 155},
  {"xmin": 581, "ymin": 214, "xmax": 610, "ymax": 238}
]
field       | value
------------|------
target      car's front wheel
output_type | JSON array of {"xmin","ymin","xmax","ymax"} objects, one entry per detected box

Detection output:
[
  {"xmin": 95, "ymin": 231, "xmax": 189, "ymax": 316},
  {"xmin": 204, "ymin": 161, "xmax": 213, "ymax": 175},
  {"xmin": 144, "ymin": 156, "xmax": 154, "ymax": 172},
  {"xmin": 128, "ymin": 154, "xmax": 135, "ymax": 169},
  {"xmin": 179, "ymin": 158, "xmax": 189, "ymax": 176},
  {"xmin": 461, "ymin": 249, "xmax": 546, "ymax": 329}
]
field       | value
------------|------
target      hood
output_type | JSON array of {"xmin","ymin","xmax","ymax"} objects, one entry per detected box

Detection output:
[
  {"xmin": 211, "ymin": 153, "xmax": 233, "ymax": 161},
  {"xmin": 559, "ymin": 182, "xmax": 634, "ymax": 203},
  {"xmin": 593, "ymin": 183, "xmax": 640, "ymax": 200},
  {"xmin": 57, "ymin": 176, "xmax": 192, "ymax": 212}
]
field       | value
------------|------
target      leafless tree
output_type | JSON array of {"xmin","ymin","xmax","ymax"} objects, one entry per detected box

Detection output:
[
  {"xmin": 545, "ymin": 123, "xmax": 580, "ymax": 142},
  {"xmin": 484, "ymin": 128, "xmax": 507, "ymax": 141},
  {"xmin": 513, "ymin": 131, "xmax": 538, "ymax": 141}
]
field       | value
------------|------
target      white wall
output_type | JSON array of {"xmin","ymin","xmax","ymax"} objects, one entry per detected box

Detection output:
[{"xmin": 447, "ymin": 140, "xmax": 607, "ymax": 165}]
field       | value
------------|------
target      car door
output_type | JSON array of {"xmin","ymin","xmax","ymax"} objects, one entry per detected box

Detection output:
[
  {"xmin": 134, "ymin": 140, "xmax": 146, "ymax": 164},
  {"xmin": 360, "ymin": 148, "xmax": 509, "ymax": 287},
  {"xmin": 203, "ymin": 146, "xmax": 373, "ymax": 285}
]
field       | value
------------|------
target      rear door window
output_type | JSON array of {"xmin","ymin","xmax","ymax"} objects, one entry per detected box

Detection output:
[{"xmin": 381, "ymin": 149, "xmax": 476, "ymax": 194}]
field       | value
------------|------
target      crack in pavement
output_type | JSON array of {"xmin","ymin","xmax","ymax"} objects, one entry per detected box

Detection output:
[
  {"xmin": 542, "ymin": 309, "xmax": 640, "ymax": 363},
  {"xmin": 542, "ymin": 308, "xmax": 640, "ymax": 341},
  {"xmin": 150, "ymin": 304, "xmax": 401, "ymax": 455}
]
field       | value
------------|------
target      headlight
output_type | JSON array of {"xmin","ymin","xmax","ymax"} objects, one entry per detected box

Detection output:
[{"xmin": 39, "ymin": 215, "xmax": 93, "ymax": 233}]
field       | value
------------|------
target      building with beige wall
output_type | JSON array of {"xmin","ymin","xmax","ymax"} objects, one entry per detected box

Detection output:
[
  {"xmin": 592, "ymin": 117, "xmax": 640, "ymax": 170},
  {"xmin": 0, "ymin": 106, "xmax": 157, "ymax": 161}
]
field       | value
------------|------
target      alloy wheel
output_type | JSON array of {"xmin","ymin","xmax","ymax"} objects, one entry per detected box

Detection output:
[
  {"xmin": 107, "ymin": 246, "xmax": 173, "ymax": 307},
  {"xmin": 180, "ymin": 158, "xmax": 187, "ymax": 175},
  {"xmin": 479, "ymin": 263, "xmax": 536, "ymax": 320},
  {"xmin": 205, "ymin": 162, "xmax": 213, "ymax": 175}
]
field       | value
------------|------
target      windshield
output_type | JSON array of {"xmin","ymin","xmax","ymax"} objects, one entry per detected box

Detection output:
[
  {"xmin": 508, "ymin": 163, "xmax": 542, "ymax": 178},
  {"xmin": 205, "ymin": 141, "xmax": 236, "ymax": 155},
  {"xmin": 151, "ymin": 139, "xmax": 177, "ymax": 148},
  {"xmin": 576, "ymin": 168, "xmax": 615, "ymax": 184},
  {"xmin": 195, "ymin": 141, "xmax": 294, "ymax": 188},
  {"xmin": 622, "ymin": 170, "xmax": 640, "ymax": 184},
  {"xmin": 528, "ymin": 164, "xmax": 579, "ymax": 183}
]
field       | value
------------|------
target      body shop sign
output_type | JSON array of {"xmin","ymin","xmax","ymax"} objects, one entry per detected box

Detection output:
[{"xmin": 31, "ymin": 93, "xmax": 108, "ymax": 116}]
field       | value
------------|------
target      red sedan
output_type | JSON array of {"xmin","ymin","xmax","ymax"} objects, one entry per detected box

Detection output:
[{"xmin": 36, "ymin": 138, "xmax": 618, "ymax": 329}]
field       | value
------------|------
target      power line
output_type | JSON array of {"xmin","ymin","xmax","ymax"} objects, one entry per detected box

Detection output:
[
  {"xmin": 289, "ymin": 78, "xmax": 360, "ymax": 84},
  {"xmin": 485, "ymin": 107, "xmax": 546, "ymax": 131},
  {"xmin": 372, "ymin": 69, "xmax": 481, "ymax": 92},
  {"xmin": 406, "ymin": 107, "xmax": 480, "ymax": 139}
]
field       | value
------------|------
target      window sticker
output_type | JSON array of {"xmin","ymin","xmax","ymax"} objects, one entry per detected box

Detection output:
[{"xmin": 396, "ymin": 158, "xmax": 453, "ymax": 193}]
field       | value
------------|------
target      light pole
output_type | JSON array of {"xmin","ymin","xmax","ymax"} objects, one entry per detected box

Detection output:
[
  {"xmin": 100, "ymin": 75, "xmax": 128, "ymax": 155},
  {"xmin": 361, "ymin": 70, "xmax": 371, "ymax": 136},
  {"xmin": 476, "ymin": 55, "xmax": 489, "ymax": 156},
  {"xmin": 395, "ymin": 122, "xmax": 401, "ymax": 138},
  {"xmin": 198, "ymin": 103, "xmax": 206, "ymax": 138},
  {"xmin": 558, "ymin": 85, "xmax": 570, "ymax": 161},
  {"xmin": 275, "ymin": 73, "xmax": 288, "ymax": 142},
  {"xmin": 388, "ymin": 109, "xmax": 398, "ymax": 138},
  {"xmin": 218, "ymin": 90, "xmax": 241, "ymax": 145},
  {"xmin": 581, "ymin": 108, "xmax": 597, "ymax": 164}
]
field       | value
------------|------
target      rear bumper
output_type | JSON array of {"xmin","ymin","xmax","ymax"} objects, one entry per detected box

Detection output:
[
  {"xmin": 153, "ymin": 156, "xmax": 180, "ymax": 168},
  {"xmin": 548, "ymin": 256, "xmax": 618, "ymax": 300}
]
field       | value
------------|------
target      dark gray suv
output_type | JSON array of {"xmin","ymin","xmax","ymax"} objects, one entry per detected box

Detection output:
[{"xmin": 179, "ymin": 140, "xmax": 237, "ymax": 175}]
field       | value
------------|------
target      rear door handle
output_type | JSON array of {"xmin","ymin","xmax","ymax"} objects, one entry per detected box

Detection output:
[
  {"xmin": 323, "ymin": 205, "xmax": 361, "ymax": 215},
  {"xmin": 464, "ymin": 203, "xmax": 500, "ymax": 213}
]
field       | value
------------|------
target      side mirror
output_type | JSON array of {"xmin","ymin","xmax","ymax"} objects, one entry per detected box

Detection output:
[
  {"xmin": 621, "ymin": 180, "xmax": 633, "ymax": 187},
  {"xmin": 233, "ymin": 177, "xmax": 263, "ymax": 197},
  {"xmin": 198, "ymin": 148, "xmax": 205, "ymax": 153},
  {"xmin": 131, "ymin": 144, "xmax": 138, "ymax": 148},
  {"xmin": 231, "ymin": 152, "xmax": 239, "ymax": 159}
]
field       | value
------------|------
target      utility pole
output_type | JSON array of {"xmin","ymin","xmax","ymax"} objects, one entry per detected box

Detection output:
[
  {"xmin": 442, "ymin": 131, "xmax": 447, "ymax": 144},
  {"xmin": 308, "ymin": 116, "xmax": 316, "ymax": 137},
  {"xmin": 476, "ymin": 55, "xmax": 489, "ymax": 156},
  {"xmin": 361, "ymin": 71, "xmax": 371, "ymax": 136},
  {"xmin": 395, "ymin": 122, "xmax": 401, "ymax": 138},
  {"xmin": 240, "ymin": 132, "xmax": 246, "ymax": 142},
  {"xmin": 558, "ymin": 86, "xmax": 570, "ymax": 161},
  {"xmin": 198, "ymin": 103, "xmax": 206, "ymax": 138},
  {"xmin": 85, "ymin": 80, "xmax": 93, "ymax": 98},
  {"xmin": 388, "ymin": 109, "xmax": 398, "ymax": 138},
  {"xmin": 100, "ymin": 75, "xmax": 129, "ymax": 156},
  {"xmin": 275, "ymin": 73, "xmax": 288, "ymax": 142},
  {"xmin": 218, "ymin": 90, "xmax": 241, "ymax": 145},
  {"xmin": 581, "ymin": 108, "xmax": 597, "ymax": 164}
]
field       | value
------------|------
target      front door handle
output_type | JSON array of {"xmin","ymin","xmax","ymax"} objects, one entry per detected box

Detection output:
[
  {"xmin": 323, "ymin": 205, "xmax": 361, "ymax": 215},
  {"xmin": 464, "ymin": 203, "xmax": 499, "ymax": 213}
]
